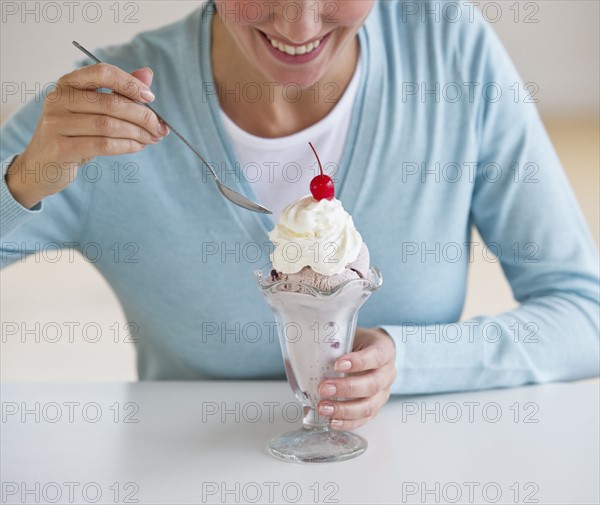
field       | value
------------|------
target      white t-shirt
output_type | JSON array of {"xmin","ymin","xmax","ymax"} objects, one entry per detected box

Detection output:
[{"xmin": 220, "ymin": 56, "xmax": 363, "ymax": 222}]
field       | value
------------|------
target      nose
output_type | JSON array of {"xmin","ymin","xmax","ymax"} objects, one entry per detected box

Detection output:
[{"xmin": 272, "ymin": 0, "xmax": 324, "ymax": 44}]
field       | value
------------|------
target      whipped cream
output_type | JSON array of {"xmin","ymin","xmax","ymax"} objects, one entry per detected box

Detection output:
[{"xmin": 268, "ymin": 195, "xmax": 363, "ymax": 276}]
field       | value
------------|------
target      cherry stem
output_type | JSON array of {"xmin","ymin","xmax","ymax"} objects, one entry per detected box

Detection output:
[{"xmin": 309, "ymin": 142, "xmax": 323, "ymax": 177}]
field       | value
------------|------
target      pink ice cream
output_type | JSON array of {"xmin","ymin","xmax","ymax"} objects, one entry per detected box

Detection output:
[{"xmin": 269, "ymin": 243, "xmax": 370, "ymax": 291}]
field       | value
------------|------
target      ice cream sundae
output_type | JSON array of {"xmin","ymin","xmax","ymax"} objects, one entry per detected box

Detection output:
[{"xmin": 255, "ymin": 143, "xmax": 382, "ymax": 463}]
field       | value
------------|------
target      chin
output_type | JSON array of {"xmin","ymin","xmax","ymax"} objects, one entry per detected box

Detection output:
[
  {"xmin": 271, "ymin": 74, "xmax": 321, "ymax": 89},
  {"xmin": 262, "ymin": 65, "xmax": 327, "ymax": 90}
]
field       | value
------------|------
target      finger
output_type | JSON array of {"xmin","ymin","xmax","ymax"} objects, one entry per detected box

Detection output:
[
  {"xmin": 318, "ymin": 396, "xmax": 379, "ymax": 422},
  {"xmin": 334, "ymin": 340, "xmax": 392, "ymax": 373},
  {"xmin": 326, "ymin": 390, "xmax": 390, "ymax": 431},
  {"xmin": 56, "ymin": 113, "xmax": 161, "ymax": 144},
  {"xmin": 130, "ymin": 67, "xmax": 154, "ymax": 89},
  {"xmin": 63, "ymin": 90, "xmax": 168, "ymax": 138},
  {"xmin": 59, "ymin": 63, "xmax": 155, "ymax": 103},
  {"xmin": 62, "ymin": 136, "xmax": 147, "ymax": 159},
  {"xmin": 329, "ymin": 417, "xmax": 370, "ymax": 431},
  {"xmin": 319, "ymin": 365, "xmax": 393, "ymax": 399}
]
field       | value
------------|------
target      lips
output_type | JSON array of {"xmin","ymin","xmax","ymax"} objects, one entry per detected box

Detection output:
[
  {"xmin": 257, "ymin": 29, "xmax": 332, "ymax": 64},
  {"xmin": 265, "ymin": 34, "xmax": 323, "ymax": 56}
]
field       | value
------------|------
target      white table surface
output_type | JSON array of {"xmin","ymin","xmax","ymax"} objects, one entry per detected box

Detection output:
[{"xmin": 2, "ymin": 380, "xmax": 598, "ymax": 505}]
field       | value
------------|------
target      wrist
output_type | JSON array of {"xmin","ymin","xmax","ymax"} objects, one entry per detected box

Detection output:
[
  {"xmin": 371, "ymin": 327, "xmax": 396, "ymax": 349},
  {"xmin": 5, "ymin": 155, "xmax": 49, "ymax": 209},
  {"xmin": 370, "ymin": 327, "xmax": 390, "ymax": 338}
]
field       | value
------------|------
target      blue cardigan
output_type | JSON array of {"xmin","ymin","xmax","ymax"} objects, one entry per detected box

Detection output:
[{"xmin": 2, "ymin": 1, "xmax": 598, "ymax": 392}]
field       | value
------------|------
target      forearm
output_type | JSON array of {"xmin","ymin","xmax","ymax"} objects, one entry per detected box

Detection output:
[
  {"xmin": 381, "ymin": 292, "xmax": 599, "ymax": 395},
  {"xmin": 1, "ymin": 154, "xmax": 44, "ymax": 239},
  {"xmin": 4, "ymin": 154, "xmax": 50, "ymax": 210}
]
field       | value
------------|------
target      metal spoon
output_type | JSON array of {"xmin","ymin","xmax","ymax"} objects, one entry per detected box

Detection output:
[{"xmin": 72, "ymin": 41, "xmax": 272, "ymax": 215}]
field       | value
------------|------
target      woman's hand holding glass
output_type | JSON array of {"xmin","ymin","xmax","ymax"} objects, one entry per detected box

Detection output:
[{"xmin": 318, "ymin": 327, "xmax": 396, "ymax": 429}]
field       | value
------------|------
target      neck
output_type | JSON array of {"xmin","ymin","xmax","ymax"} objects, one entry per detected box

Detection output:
[{"xmin": 211, "ymin": 15, "xmax": 360, "ymax": 138}]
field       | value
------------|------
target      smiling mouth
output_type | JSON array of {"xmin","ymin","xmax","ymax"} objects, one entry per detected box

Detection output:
[{"xmin": 261, "ymin": 32, "xmax": 325, "ymax": 56}]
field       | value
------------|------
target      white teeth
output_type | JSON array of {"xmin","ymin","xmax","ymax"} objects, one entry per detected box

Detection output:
[{"xmin": 267, "ymin": 35, "xmax": 323, "ymax": 56}]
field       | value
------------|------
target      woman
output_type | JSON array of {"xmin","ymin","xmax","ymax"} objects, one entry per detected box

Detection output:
[{"xmin": 1, "ymin": 0, "xmax": 598, "ymax": 431}]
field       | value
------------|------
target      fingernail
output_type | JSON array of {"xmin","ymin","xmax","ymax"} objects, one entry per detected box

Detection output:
[
  {"xmin": 145, "ymin": 67, "xmax": 154, "ymax": 75},
  {"xmin": 151, "ymin": 135, "xmax": 162, "ymax": 143},
  {"xmin": 320, "ymin": 384, "xmax": 336, "ymax": 397},
  {"xmin": 335, "ymin": 360, "xmax": 351, "ymax": 372},
  {"xmin": 158, "ymin": 122, "xmax": 169, "ymax": 136},
  {"xmin": 141, "ymin": 88, "xmax": 155, "ymax": 102},
  {"xmin": 330, "ymin": 419, "xmax": 343, "ymax": 427},
  {"xmin": 319, "ymin": 403, "xmax": 334, "ymax": 415}
]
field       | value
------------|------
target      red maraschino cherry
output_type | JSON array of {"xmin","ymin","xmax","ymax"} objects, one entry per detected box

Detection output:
[{"xmin": 309, "ymin": 142, "xmax": 334, "ymax": 201}]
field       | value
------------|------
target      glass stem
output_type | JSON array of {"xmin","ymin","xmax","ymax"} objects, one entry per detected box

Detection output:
[{"xmin": 302, "ymin": 406, "xmax": 329, "ymax": 430}]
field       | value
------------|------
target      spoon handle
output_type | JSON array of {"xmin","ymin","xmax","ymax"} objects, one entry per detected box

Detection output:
[{"xmin": 72, "ymin": 41, "xmax": 218, "ymax": 180}]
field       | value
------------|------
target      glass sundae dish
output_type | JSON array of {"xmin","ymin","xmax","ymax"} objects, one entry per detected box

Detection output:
[
  {"xmin": 255, "ymin": 143, "xmax": 382, "ymax": 463},
  {"xmin": 256, "ymin": 263, "xmax": 381, "ymax": 462}
]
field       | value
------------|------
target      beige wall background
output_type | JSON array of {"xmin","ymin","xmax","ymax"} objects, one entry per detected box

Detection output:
[
  {"xmin": 1, "ymin": 1, "xmax": 599, "ymax": 120},
  {"xmin": 1, "ymin": 1, "xmax": 599, "ymax": 381}
]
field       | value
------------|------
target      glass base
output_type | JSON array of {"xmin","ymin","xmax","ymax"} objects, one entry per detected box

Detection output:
[{"xmin": 268, "ymin": 427, "xmax": 367, "ymax": 463}]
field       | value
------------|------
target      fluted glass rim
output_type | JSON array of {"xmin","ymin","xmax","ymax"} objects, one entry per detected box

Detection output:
[{"xmin": 255, "ymin": 264, "xmax": 382, "ymax": 298}]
